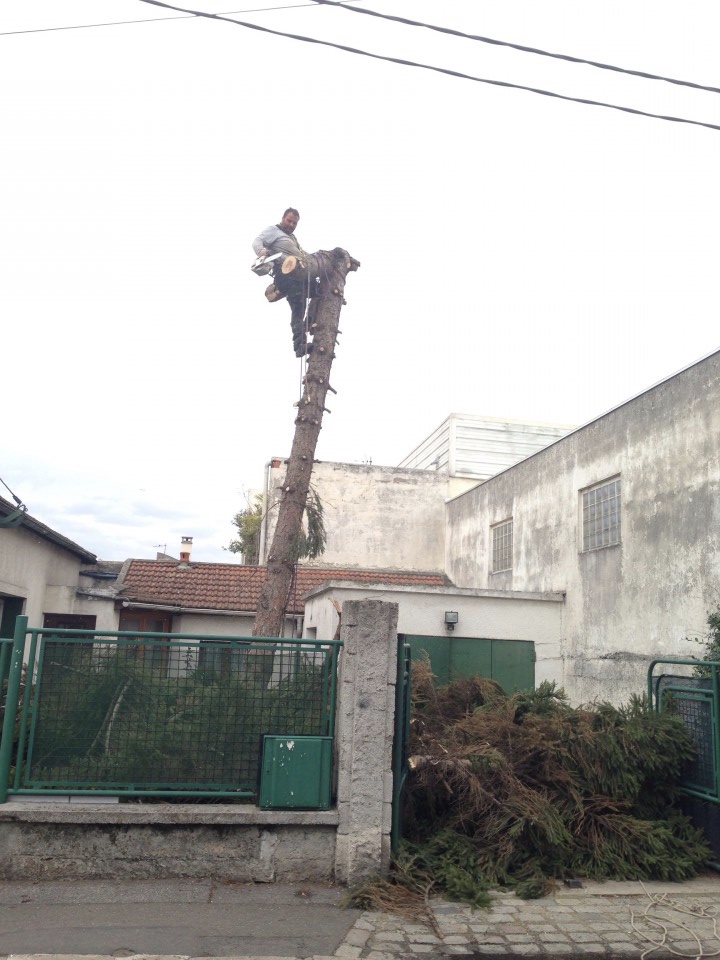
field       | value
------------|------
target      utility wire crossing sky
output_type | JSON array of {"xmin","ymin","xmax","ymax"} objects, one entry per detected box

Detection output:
[{"xmin": 3, "ymin": 0, "xmax": 719, "ymax": 562}]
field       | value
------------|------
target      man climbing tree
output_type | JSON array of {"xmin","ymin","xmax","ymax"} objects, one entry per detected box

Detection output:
[
  {"xmin": 252, "ymin": 243, "xmax": 359, "ymax": 638},
  {"xmin": 252, "ymin": 208, "xmax": 317, "ymax": 358}
]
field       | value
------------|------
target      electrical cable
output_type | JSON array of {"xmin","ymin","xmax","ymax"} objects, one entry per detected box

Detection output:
[
  {"xmin": 136, "ymin": 0, "xmax": 720, "ymax": 132},
  {"xmin": 0, "ymin": 475, "xmax": 25, "ymax": 509},
  {"xmin": 308, "ymin": 0, "xmax": 720, "ymax": 97},
  {"xmin": 4, "ymin": 0, "xmax": 718, "ymax": 131},
  {"xmin": 0, "ymin": 475, "xmax": 28, "ymax": 527},
  {"xmin": 0, "ymin": 1, "xmax": 363, "ymax": 37}
]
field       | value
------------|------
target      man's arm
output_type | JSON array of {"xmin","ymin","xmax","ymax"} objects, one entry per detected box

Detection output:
[
  {"xmin": 252, "ymin": 225, "xmax": 277, "ymax": 257},
  {"xmin": 252, "ymin": 225, "xmax": 302, "ymax": 259}
]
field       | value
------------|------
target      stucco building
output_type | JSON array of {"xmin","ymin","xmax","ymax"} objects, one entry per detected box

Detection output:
[
  {"xmin": 0, "ymin": 497, "xmax": 106, "ymax": 641},
  {"xmin": 444, "ymin": 349, "xmax": 720, "ymax": 703},
  {"xmin": 280, "ymin": 351, "xmax": 720, "ymax": 704},
  {"xmin": 259, "ymin": 417, "xmax": 572, "ymax": 571}
]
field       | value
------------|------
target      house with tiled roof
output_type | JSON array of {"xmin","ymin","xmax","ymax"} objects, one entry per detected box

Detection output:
[{"xmin": 112, "ymin": 557, "xmax": 448, "ymax": 638}]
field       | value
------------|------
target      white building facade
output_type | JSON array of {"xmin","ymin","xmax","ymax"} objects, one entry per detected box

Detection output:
[
  {"xmin": 259, "ymin": 460, "xmax": 449, "ymax": 572},
  {"xmin": 445, "ymin": 350, "xmax": 720, "ymax": 704}
]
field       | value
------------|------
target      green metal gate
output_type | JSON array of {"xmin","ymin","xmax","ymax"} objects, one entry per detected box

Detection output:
[
  {"xmin": 391, "ymin": 637, "xmax": 412, "ymax": 855},
  {"xmin": 402, "ymin": 635, "xmax": 535, "ymax": 693},
  {"xmin": 648, "ymin": 657, "xmax": 720, "ymax": 869}
]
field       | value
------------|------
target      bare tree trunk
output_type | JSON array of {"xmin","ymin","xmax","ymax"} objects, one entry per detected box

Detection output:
[{"xmin": 253, "ymin": 247, "xmax": 360, "ymax": 639}]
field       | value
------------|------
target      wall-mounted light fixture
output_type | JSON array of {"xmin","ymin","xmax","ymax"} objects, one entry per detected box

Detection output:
[{"xmin": 444, "ymin": 611, "xmax": 459, "ymax": 631}]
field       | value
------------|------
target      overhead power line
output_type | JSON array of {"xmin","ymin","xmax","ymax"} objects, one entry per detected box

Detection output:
[
  {"xmin": 309, "ymin": 0, "xmax": 720, "ymax": 97},
  {"xmin": 135, "ymin": 0, "xmax": 720, "ymax": 132},
  {"xmin": 0, "ymin": 475, "xmax": 26, "ymax": 510},
  {"xmin": 0, "ymin": 2, "xmax": 345, "ymax": 37}
]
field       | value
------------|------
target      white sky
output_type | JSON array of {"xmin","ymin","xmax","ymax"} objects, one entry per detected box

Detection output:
[{"xmin": 2, "ymin": 0, "xmax": 719, "ymax": 563}]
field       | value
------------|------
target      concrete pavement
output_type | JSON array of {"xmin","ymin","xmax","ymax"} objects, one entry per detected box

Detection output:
[
  {"xmin": 1, "ymin": 875, "xmax": 719, "ymax": 959},
  {"xmin": 0, "ymin": 881, "xmax": 359, "ymax": 959}
]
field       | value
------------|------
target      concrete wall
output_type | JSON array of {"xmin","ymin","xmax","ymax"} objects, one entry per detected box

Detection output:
[
  {"xmin": 260, "ymin": 460, "xmax": 448, "ymax": 572},
  {"xmin": 304, "ymin": 583, "xmax": 564, "ymax": 687},
  {"xmin": 0, "ymin": 805, "xmax": 337, "ymax": 882},
  {"xmin": 172, "ymin": 611, "xmax": 257, "ymax": 636},
  {"xmin": 445, "ymin": 350, "xmax": 720, "ymax": 705}
]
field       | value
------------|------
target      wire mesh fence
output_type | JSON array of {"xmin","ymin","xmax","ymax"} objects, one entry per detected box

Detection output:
[
  {"xmin": 649, "ymin": 659, "xmax": 720, "ymax": 804},
  {"xmin": 656, "ymin": 675, "xmax": 716, "ymax": 794},
  {"xmin": 2, "ymin": 626, "xmax": 340, "ymax": 799}
]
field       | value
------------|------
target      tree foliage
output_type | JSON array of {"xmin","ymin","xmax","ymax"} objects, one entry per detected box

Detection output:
[
  {"xmin": 228, "ymin": 494, "xmax": 263, "ymax": 565},
  {"xmin": 688, "ymin": 609, "xmax": 720, "ymax": 677},
  {"xmin": 289, "ymin": 487, "xmax": 327, "ymax": 562},
  {"xmin": 228, "ymin": 487, "xmax": 326, "ymax": 568}
]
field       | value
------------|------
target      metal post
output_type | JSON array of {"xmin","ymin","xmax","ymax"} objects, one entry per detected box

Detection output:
[
  {"xmin": 0, "ymin": 615, "xmax": 27, "ymax": 803},
  {"xmin": 713, "ymin": 662, "xmax": 720, "ymax": 799}
]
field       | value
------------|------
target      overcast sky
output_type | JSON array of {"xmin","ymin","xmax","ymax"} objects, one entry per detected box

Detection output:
[{"xmin": 2, "ymin": 0, "xmax": 719, "ymax": 563}]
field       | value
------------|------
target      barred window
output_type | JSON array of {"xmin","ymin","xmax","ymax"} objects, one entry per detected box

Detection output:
[
  {"xmin": 582, "ymin": 477, "xmax": 621, "ymax": 551},
  {"xmin": 491, "ymin": 519, "xmax": 513, "ymax": 573}
]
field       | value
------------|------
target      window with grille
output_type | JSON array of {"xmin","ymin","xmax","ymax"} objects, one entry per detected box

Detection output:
[
  {"xmin": 491, "ymin": 519, "xmax": 513, "ymax": 573},
  {"xmin": 582, "ymin": 477, "xmax": 621, "ymax": 551}
]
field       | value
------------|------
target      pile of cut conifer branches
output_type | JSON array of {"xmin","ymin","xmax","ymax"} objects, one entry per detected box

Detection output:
[{"xmin": 354, "ymin": 661, "xmax": 711, "ymax": 909}]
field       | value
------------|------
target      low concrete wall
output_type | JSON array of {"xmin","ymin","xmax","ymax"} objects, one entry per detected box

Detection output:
[{"xmin": 0, "ymin": 803, "xmax": 338, "ymax": 882}]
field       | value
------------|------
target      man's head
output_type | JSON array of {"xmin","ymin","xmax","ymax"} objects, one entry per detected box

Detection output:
[{"xmin": 279, "ymin": 208, "xmax": 300, "ymax": 234}]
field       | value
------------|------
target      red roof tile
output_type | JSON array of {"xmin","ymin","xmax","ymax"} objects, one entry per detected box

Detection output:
[{"xmin": 118, "ymin": 561, "xmax": 447, "ymax": 614}]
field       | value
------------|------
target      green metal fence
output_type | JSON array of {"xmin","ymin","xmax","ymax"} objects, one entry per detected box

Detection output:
[
  {"xmin": 0, "ymin": 637, "xmax": 12, "ymax": 688},
  {"xmin": 391, "ymin": 637, "xmax": 412, "ymax": 856},
  {"xmin": 0, "ymin": 617, "xmax": 340, "ymax": 802},
  {"xmin": 648, "ymin": 657, "xmax": 720, "ymax": 869}
]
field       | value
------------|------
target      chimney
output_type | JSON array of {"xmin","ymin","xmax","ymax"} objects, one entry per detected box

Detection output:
[{"xmin": 179, "ymin": 536, "xmax": 193, "ymax": 563}]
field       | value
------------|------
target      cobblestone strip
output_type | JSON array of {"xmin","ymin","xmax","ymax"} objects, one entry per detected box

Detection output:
[{"xmin": 337, "ymin": 891, "xmax": 720, "ymax": 958}]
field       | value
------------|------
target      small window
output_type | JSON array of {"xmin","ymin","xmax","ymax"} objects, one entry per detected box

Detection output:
[
  {"xmin": 491, "ymin": 519, "xmax": 513, "ymax": 573},
  {"xmin": 582, "ymin": 477, "xmax": 621, "ymax": 551}
]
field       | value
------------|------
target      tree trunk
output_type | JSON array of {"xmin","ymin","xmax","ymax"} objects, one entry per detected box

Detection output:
[{"xmin": 253, "ymin": 247, "xmax": 360, "ymax": 638}]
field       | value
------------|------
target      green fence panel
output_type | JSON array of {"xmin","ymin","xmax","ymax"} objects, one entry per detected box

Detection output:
[
  {"xmin": 0, "ymin": 624, "xmax": 341, "ymax": 802},
  {"xmin": 648, "ymin": 658, "xmax": 720, "ymax": 803},
  {"xmin": 647, "ymin": 658, "xmax": 720, "ymax": 870},
  {"xmin": 0, "ymin": 616, "xmax": 27, "ymax": 802}
]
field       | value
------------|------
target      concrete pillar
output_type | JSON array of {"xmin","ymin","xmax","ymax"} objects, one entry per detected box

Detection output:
[{"xmin": 334, "ymin": 599, "xmax": 399, "ymax": 885}]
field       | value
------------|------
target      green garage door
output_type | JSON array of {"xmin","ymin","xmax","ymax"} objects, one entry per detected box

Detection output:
[{"xmin": 402, "ymin": 635, "xmax": 535, "ymax": 694}]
